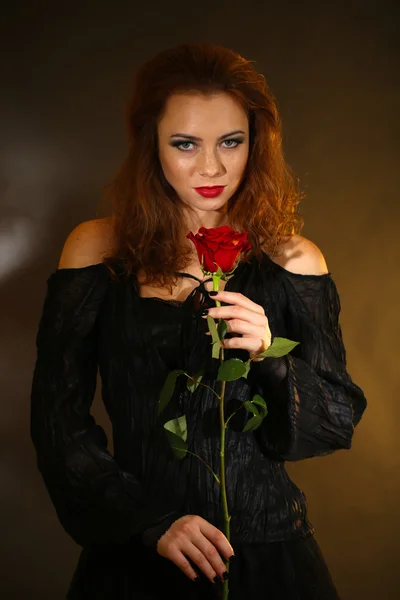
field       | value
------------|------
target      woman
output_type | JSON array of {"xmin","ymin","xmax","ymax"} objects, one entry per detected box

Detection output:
[{"xmin": 30, "ymin": 42, "xmax": 367, "ymax": 599}]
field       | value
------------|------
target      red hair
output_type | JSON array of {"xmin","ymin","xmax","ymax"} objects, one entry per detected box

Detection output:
[{"xmin": 99, "ymin": 42, "xmax": 304, "ymax": 291}]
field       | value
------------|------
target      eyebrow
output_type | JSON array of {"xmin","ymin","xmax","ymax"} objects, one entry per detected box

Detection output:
[{"xmin": 170, "ymin": 129, "xmax": 246, "ymax": 141}]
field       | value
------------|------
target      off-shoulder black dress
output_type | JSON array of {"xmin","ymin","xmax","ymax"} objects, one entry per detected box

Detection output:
[{"xmin": 30, "ymin": 252, "xmax": 367, "ymax": 599}]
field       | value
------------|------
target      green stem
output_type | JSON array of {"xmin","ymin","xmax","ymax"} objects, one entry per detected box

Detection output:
[
  {"xmin": 225, "ymin": 403, "xmax": 245, "ymax": 428},
  {"xmin": 184, "ymin": 354, "xmax": 263, "ymax": 404},
  {"xmin": 171, "ymin": 447, "xmax": 220, "ymax": 485},
  {"xmin": 247, "ymin": 354, "xmax": 265, "ymax": 364},
  {"xmin": 212, "ymin": 279, "xmax": 231, "ymax": 600},
  {"xmin": 184, "ymin": 373, "xmax": 222, "ymax": 401},
  {"xmin": 218, "ymin": 343, "xmax": 231, "ymax": 600}
]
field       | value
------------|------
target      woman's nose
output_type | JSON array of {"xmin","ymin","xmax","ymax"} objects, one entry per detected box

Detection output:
[{"xmin": 198, "ymin": 149, "xmax": 226, "ymax": 177}]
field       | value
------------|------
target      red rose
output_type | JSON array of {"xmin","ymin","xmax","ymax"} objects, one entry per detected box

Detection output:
[{"xmin": 186, "ymin": 225, "xmax": 252, "ymax": 274}]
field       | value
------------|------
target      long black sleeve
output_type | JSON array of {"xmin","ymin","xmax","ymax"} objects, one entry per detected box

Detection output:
[
  {"xmin": 248, "ymin": 272, "xmax": 367, "ymax": 462},
  {"xmin": 30, "ymin": 265, "xmax": 186, "ymax": 549}
]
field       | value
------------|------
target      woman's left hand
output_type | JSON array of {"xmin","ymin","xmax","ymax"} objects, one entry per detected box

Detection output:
[{"xmin": 202, "ymin": 290, "xmax": 272, "ymax": 362}]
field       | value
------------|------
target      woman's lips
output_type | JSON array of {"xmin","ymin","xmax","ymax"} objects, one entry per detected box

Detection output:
[{"xmin": 194, "ymin": 186, "xmax": 225, "ymax": 198}]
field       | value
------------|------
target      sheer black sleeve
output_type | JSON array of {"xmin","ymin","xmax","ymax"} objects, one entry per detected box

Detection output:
[
  {"xmin": 30, "ymin": 265, "xmax": 186, "ymax": 549},
  {"xmin": 248, "ymin": 272, "xmax": 367, "ymax": 462}
]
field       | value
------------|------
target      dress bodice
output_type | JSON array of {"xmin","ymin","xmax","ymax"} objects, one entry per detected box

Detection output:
[{"xmin": 30, "ymin": 253, "xmax": 367, "ymax": 551}]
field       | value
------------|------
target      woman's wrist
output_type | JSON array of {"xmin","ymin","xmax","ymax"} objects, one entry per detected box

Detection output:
[{"xmin": 140, "ymin": 511, "xmax": 188, "ymax": 551}]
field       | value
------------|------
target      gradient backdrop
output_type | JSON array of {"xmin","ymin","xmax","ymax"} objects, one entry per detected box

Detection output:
[{"xmin": 1, "ymin": 1, "xmax": 398, "ymax": 598}]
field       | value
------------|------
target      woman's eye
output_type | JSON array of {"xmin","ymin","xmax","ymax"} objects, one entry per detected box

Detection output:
[
  {"xmin": 176, "ymin": 141, "xmax": 194, "ymax": 151},
  {"xmin": 172, "ymin": 138, "xmax": 243, "ymax": 152},
  {"xmin": 222, "ymin": 139, "xmax": 241, "ymax": 148}
]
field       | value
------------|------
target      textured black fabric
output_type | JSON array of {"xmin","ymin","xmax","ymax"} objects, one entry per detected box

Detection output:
[{"xmin": 30, "ymin": 251, "xmax": 367, "ymax": 598}]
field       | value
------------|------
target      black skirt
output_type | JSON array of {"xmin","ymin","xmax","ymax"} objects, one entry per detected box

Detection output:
[{"xmin": 66, "ymin": 531, "xmax": 341, "ymax": 600}]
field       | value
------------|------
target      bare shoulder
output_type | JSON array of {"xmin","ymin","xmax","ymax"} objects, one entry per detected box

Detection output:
[
  {"xmin": 57, "ymin": 217, "xmax": 115, "ymax": 269},
  {"xmin": 271, "ymin": 233, "xmax": 329, "ymax": 275}
]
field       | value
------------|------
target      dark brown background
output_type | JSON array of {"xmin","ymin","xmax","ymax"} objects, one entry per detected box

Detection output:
[{"xmin": 1, "ymin": 1, "xmax": 398, "ymax": 598}]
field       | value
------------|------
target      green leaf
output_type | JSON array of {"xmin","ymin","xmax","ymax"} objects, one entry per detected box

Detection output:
[
  {"xmin": 158, "ymin": 369, "xmax": 186, "ymax": 415},
  {"xmin": 252, "ymin": 394, "xmax": 268, "ymax": 419},
  {"xmin": 165, "ymin": 431, "xmax": 188, "ymax": 459},
  {"xmin": 217, "ymin": 358, "xmax": 247, "ymax": 381},
  {"xmin": 258, "ymin": 337, "xmax": 299, "ymax": 359},
  {"xmin": 243, "ymin": 400, "xmax": 260, "ymax": 417},
  {"xmin": 164, "ymin": 415, "xmax": 188, "ymax": 441},
  {"xmin": 217, "ymin": 318, "xmax": 228, "ymax": 340},
  {"xmin": 164, "ymin": 416, "xmax": 188, "ymax": 459},
  {"xmin": 208, "ymin": 314, "xmax": 219, "ymax": 339},
  {"xmin": 243, "ymin": 415, "xmax": 262, "ymax": 432},
  {"xmin": 241, "ymin": 361, "xmax": 251, "ymax": 379},
  {"xmin": 206, "ymin": 316, "xmax": 228, "ymax": 360},
  {"xmin": 212, "ymin": 340, "xmax": 222, "ymax": 360},
  {"xmin": 206, "ymin": 315, "xmax": 223, "ymax": 360},
  {"xmin": 242, "ymin": 394, "xmax": 268, "ymax": 432},
  {"xmin": 186, "ymin": 367, "xmax": 204, "ymax": 393}
]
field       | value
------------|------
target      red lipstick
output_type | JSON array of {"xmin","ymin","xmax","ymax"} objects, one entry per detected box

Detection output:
[{"xmin": 194, "ymin": 186, "xmax": 225, "ymax": 198}]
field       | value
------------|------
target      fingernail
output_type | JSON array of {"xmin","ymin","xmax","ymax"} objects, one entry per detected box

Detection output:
[
  {"xmin": 228, "ymin": 554, "xmax": 235, "ymax": 561},
  {"xmin": 200, "ymin": 308, "xmax": 209, "ymax": 316},
  {"xmin": 209, "ymin": 291, "xmax": 219, "ymax": 296},
  {"xmin": 222, "ymin": 571, "xmax": 229, "ymax": 580}
]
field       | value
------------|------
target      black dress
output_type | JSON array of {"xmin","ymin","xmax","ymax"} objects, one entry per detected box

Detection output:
[{"xmin": 30, "ymin": 252, "xmax": 367, "ymax": 599}]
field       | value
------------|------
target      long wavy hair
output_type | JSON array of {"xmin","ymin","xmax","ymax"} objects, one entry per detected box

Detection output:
[{"xmin": 99, "ymin": 42, "xmax": 304, "ymax": 291}]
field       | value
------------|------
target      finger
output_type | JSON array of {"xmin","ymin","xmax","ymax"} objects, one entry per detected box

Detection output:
[
  {"xmin": 225, "ymin": 319, "xmax": 263, "ymax": 337},
  {"xmin": 185, "ymin": 539, "xmax": 226, "ymax": 584},
  {"xmin": 205, "ymin": 315, "xmax": 265, "ymax": 339},
  {"xmin": 205, "ymin": 330, "xmax": 241, "ymax": 337},
  {"xmin": 208, "ymin": 290, "xmax": 265, "ymax": 315},
  {"xmin": 166, "ymin": 543, "xmax": 202, "ymax": 581},
  {"xmin": 201, "ymin": 521, "xmax": 234, "ymax": 562},
  {"xmin": 205, "ymin": 305, "xmax": 266, "ymax": 326}
]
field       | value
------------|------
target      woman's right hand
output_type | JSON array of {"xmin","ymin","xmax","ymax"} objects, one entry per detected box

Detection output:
[{"xmin": 156, "ymin": 514, "xmax": 234, "ymax": 584}]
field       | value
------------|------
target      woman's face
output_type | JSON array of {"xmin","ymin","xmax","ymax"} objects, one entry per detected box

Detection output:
[{"xmin": 157, "ymin": 92, "xmax": 249, "ymax": 232}]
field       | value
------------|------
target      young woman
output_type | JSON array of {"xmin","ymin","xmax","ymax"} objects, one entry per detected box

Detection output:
[{"xmin": 30, "ymin": 42, "xmax": 367, "ymax": 599}]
